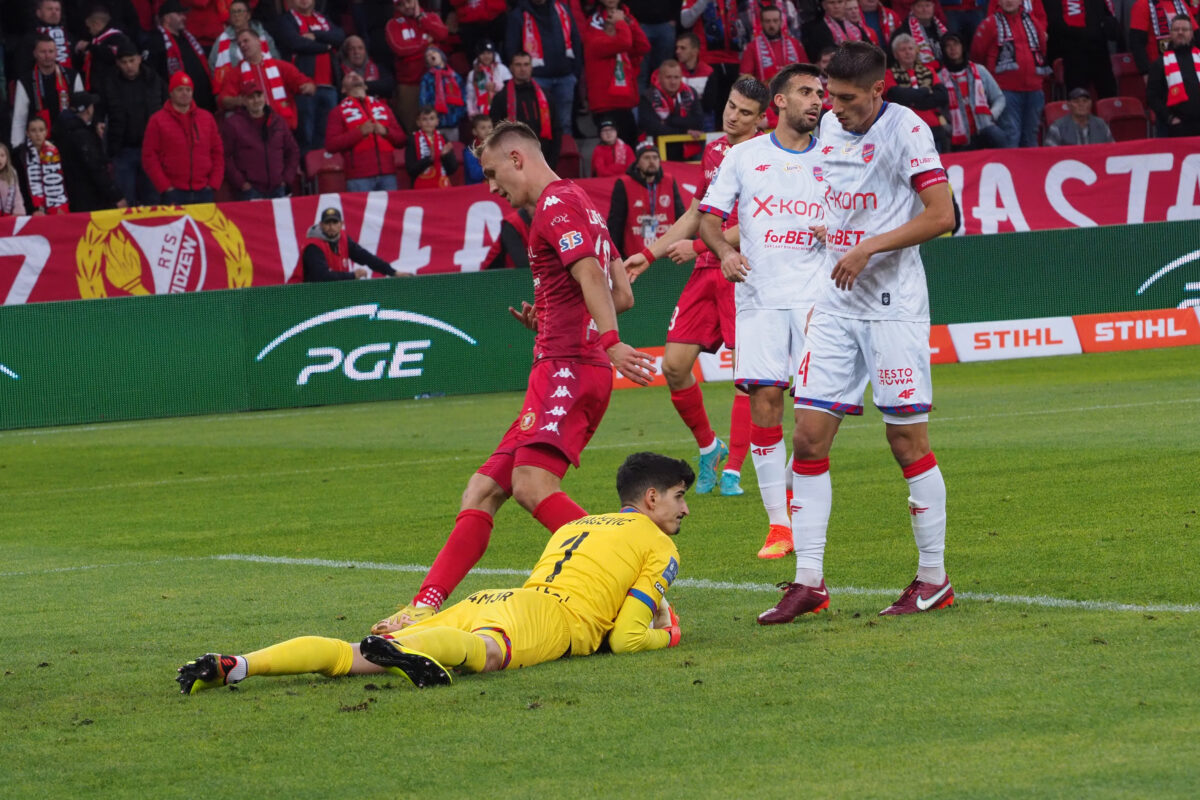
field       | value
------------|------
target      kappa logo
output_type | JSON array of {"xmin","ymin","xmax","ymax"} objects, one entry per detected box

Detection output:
[
  {"xmin": 547, "ymin": 406, "xmax": 568, "ymax": 417},
  {"xmin": 542, "ymin": 195, "xmax": 562, "ymax": 208},
  {"xmin": 255, "ymin": 304, "xmax": 477, "ymax": 386},
  {"xmin": 551, "ymin": 385, "xmax": 573, "ymax": 398},
  {"xmin": 633, "ymin": 200, "xmax": 645, "ymax": 208},
  {"xmin": 558, "ymin": 231, "xmax": 583, "ymax": 252},
  {"xmin": 540, "ymin": 421, "xmax": 560, "ymax": 433},
  {"xmin": 755, "ymin": 163, "xmax": 771, "ymax": 171},
  {"xmin": 898, "ymin": 387, "xmax": 917, "ymax": 400},
  {"xmin": 551, "ymin": 367, "xmax": 576, "ymax": 379}
]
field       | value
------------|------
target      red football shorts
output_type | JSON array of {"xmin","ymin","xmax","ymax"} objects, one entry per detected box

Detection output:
[
  {"xmin": 478, "ymin": 359, "xmax": 612, "ymax": 493},
  {"xmin": 665, "ymin": 267, "xmax": 736, "ymax": 353}
]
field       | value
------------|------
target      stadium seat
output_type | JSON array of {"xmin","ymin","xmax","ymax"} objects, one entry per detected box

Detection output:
[
  {"xmin": 1096, "ymin": 96, "xmax": 1148, "ymax": 141},
  {"xmin": 1044, "ymin": 57, "xmax": 1065, "ymax": 101},
  {"xmin": 305, "ymin": 150, "xmax": 346, "ymax": 194},
  {"xmin": 1111, "ymin": 53, "xmax": 1146, "ymax": 103},
  {"xmin": 1043, "ymin": 100, "xmax": 1072, "ymax": 127},
  {"xmin": 392, "ymin": 149, "xmax": 412, "ymax": 190},
  {"xmin": 558, "ymin": 133, "xmax": 581, "ymax": 179}
]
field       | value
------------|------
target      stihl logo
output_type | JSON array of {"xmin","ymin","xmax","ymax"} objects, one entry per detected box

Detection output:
[
  {"xmin": 1095, "ymin": 318, "xmax": 1188, "ymax": 341},
  {"xmin": 898, "ymin": 388, "xmax": 916, "ymax": 400},
  {"xmin": 973, "ymin": 328, "xmax": 1064, "ymax": 349}
]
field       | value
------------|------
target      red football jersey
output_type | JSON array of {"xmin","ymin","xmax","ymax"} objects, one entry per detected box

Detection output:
[
  {"xmin": 695, "ymin": 134, "xmax": 760, "ymax": 269},
  {"xmin": 527, "ymin": 180, "xmax": 618, "ymax": 367}
]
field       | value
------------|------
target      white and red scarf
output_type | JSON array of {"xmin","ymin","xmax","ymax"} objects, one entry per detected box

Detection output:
[
  {"xmin": 940, "ymin": 63, "xmax": 991, "ymax": 144},
  {"xmin": 590, "ymin": 11, "xmax": 634, "ymax": 88},
  {"xmin": 24, "ymin": 139, "xmax": 69, "ymax": 214},
  {"xmin": 1163, "ymin": 47, "xmax": 1200, "ymax": 105},
  {"xmin": 470, "ymin": 60, "xmax": 498, "ymax": 114},
  {"xmin": 648, "ymin": 76, "xmax": 696, "ymax": 120},
  {"xmin": 159, "ymin": 25, "xmax": 211, "ymax": 78},
  {"xmin": 1063, "ymin": 0, "xmax": 1116, "ymax": 27},
  {"xmin": 83, "ymin": 27, "xmax": 125, "ymax": 90},
  {"xmin": 430, "ymin": 66, "xmax": 465, "ymax": 114},
  {"xmin": 36, "ymin": 25, "xmax": 72, "ymax": 68},
  {"xmin": 748, "ymin": 0, "xmax": 801, "ymax": 36},
  {"xmin": 908, "ymin": 14, "xmax": 947, "ymax": 66},
  {"xmin": 340, "ymin": 94, "xmax": 392, "ymax": 127},
  {"xmin": 994, "ymin": 11, "xmax": 1048, "ymax": 75},
  {"xmin": 522, "ymin": 3, "xmax": 575, "ymax": 67},
  {"xmin": 825, "ymin": 16, "xmax": 863, "ymax": 44},
  {"xmin": 1150, "ymin": 0, "xmax": 1189, "ymax": 38},
  {"xmin": 289, "ymin": 9, "xmax": 332, "ymax": 33},
  {"xmin": 32, "ymin": 67, "xmax": 71, "ymax": 132},
  {"xmin": 505, "ymin": 80, "xmax": 551, "ymax": 138},
  {"xmin": 239, "ymin": 57, "xmax": 288, "ymax": 104},
  {"xmin": 415, "ymin": 130, "xmax": 450, "ymax": 188},
  {"xmin": 750, "ymin": 34, "xmax": 803, "ymax": 80}
]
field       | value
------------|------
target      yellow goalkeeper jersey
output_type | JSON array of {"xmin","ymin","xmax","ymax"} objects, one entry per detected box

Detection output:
[{"xmin": 522, "ymin": 510, "xmax": 680, "ymax": 657}]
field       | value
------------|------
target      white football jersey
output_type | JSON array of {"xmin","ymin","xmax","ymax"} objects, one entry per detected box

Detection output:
[
  {"xmin": 698, "ymin": 132, "xmax": 827, "ymax": 311},
  {"xmin": 815, "ymin": 102, "xmax": 943, "ymax": 322}
]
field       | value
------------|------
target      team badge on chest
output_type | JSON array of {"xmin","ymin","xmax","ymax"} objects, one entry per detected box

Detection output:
[{"xmin": 862, "ymin": 143, "xmax": 875, "ymax": 163}]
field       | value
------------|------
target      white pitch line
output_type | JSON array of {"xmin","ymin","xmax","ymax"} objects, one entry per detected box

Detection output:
[{"xmin": 5, "ymin": 553, "xmax": 1196, "ymax": 615}]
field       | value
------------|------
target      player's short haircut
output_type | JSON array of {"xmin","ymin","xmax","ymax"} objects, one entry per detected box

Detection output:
[
  {"xmin": 480, "ymin": 120, "xmax": 541, "ymax": 153},
  {"xmin": 676, "ymin": 31, "xmax": 701, "ymax": 49},
  {"xmin": 729, "ymin": 75, "xmax": 770, "ymax": 113},
  {"xmin": 769, "ymin": 62, "xmax": 823, "ymax": 100},
  {"xmin": 617, "ymin": 453, "xmax": 695, "ymax": 504},
  {"xmin": 825, "ymin": 41, "xmax": 888, "ymax": 87}
]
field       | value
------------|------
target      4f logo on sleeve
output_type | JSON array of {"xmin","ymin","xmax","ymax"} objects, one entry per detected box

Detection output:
[{"xmin": 558, "ymin": 231, "xmax": 583, "ymax": 252}]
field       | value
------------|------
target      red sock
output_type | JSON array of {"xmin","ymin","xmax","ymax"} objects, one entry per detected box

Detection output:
[
  {"xmin": 415, "ymin": 509, "xmax": 493, "ymax": 608},
  {"xmin": 727, "ymin": 392, "xmax": 751, "ymax": 472},
  {"xmin": 532, "ymin": 491, "xmax": 587, "ymax": 534},
  {"xmin": 670, "ymin": 381, "xmax": 716, "ymax": 449}
]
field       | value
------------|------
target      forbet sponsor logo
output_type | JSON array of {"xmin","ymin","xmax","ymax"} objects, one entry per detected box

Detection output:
[
  {"xmin": 763, "ymin": 229, "xmax": 818, "ymax": 248},
  {"xmin": 948, "ymin": 317, "xmax": 1081, "ymax": 362},
  {"xmin": 256, "ymin": 304, "xmax": 476, "ymax": 386}
]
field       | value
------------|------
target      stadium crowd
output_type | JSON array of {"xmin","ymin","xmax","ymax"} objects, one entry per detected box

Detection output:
[{"xmin": 0, "ymin": 0, "xmax": 1195, "ymax": 219}]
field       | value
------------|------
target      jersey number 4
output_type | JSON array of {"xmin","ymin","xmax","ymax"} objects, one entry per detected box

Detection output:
[{"xmin": 544, "ymin": 531, "xmax": 590, "ymax": 583}]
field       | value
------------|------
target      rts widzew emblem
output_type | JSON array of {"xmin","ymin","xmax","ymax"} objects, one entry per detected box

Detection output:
[{"xmin": 76, "ymin": 205, "xmax": 251, "ymax": 298}]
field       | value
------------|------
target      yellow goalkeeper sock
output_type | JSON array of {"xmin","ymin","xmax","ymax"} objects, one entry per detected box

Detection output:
[
  {"xmin": 244, "ymin": 636, "xmax": 355, "ymax": 678},
  {"xmin": 394, "ymin": 626, "xmax": 487, "ymax": 673}
]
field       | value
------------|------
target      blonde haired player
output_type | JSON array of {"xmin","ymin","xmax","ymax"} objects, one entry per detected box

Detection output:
[
  {"xmin": 176, "ymin": 452, "xmax": 691, "ymax": 693},
  {"xmin": 757, "ymin": 41, "xmax": 957, "ymax": 624}
]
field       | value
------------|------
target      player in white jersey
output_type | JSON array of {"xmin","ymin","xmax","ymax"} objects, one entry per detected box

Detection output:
[
  {"xmin": 697, "ymin": 63, "xmax": 828, "ymax": 559},
  {"xmin": 757, "ymin": 42, "xmax": 958, "ymax": 626}
]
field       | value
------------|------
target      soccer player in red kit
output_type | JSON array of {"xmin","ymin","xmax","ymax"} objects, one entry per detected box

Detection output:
[
  {"xmin": 374, "ymin": 121, "xmax": 656, "ymax": 634},
  {"xmin": 622, "ymin": 75, "xmax": 771, "ymax": 504}
]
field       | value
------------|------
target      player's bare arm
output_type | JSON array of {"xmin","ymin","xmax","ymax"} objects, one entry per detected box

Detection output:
[
  {"xmin": 698, "ymin": 210, "xmax": 748, "ymax": 283},
  {"xmin": 608, "ymin": 251, "xmax": 635, "ymax": 314},
  {"xmin": 830, "ymin": 182, "xmax": 955, "ymax": 291},
  {"xmin": 571, "ymin": 256, "xmax": 656, "ymax": 385}
]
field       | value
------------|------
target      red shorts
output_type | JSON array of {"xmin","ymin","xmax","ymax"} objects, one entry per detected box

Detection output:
[
  {"xmin": 478, "ymin": 359, "xmax": 612, "ymax": 493},
  {"xmin": 665, "ymin": 267, "xmax": 736, "ymax": 353}
]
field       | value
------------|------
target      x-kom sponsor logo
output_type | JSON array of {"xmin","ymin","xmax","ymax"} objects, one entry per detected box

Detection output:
[{"xmin": 256, "ymin": 304, "xmax": 477, "ymax": 386}]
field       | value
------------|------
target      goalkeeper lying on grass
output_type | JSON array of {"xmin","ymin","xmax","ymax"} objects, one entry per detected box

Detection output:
[{"xmin": 176, "ymin": 452, "xmax": 691, "ymax": 693}]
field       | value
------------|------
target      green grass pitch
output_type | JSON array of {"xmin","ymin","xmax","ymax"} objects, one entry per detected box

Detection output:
[{"xmin": 1, "ymin": 346, "xmax": 1198, "ymax": 798}]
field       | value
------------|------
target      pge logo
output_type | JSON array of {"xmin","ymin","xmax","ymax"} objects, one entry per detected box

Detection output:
[{"xmin": 256, "ymin": 304, "xmax": 477, "ymax": 386}]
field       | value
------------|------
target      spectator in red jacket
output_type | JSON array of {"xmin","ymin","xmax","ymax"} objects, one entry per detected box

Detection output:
[
  {"xmin": 740, "ymin": 5, "xmax": 808, "ymax": 84},
  {"xmin": 590, "ymin": 117, "xmax": 635, "ymax": 177},
  {"xmin": 674, "ymin": 31, "xmax": 720, "ymax": 129},
  {"xmin": 218, "ymin": 29, "xmax": 314, "ymax": 131},
  {"xmin": 680, "ymin": 0, "xmax": 743, "ymax": 111},
  {"xmin": 183, "ymin": 0, "xmax": 230, "ymax": 47},
  {"xmin": 638, "ymin": 60, "xmax": 704, "ymax": 160},
  {"xmin": 220, "ymin": 81, "xmax": 300, "ymax": 199},
  {"xmin": 971, "ymin": 0, "xmax": 1048, "ymax": 147},
  {"xmin": 326, "ymin": 71, "xmax": 407, "ymax": 193},
  {"xmin": 386, "ymin": 0, "xmax": 450, "ymax": 132},
  {"xmin": 450, "ymin": 0, "xmax": 508, "ymax": 65},
  {"xmin": 142, "ymin": 71, "xmax": 224, "ymax": 204},
  {"xmin": 583, "ymin": 1, "xmax": 651, "ymax": 151}
]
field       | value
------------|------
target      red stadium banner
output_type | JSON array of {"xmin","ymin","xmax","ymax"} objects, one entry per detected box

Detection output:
[{"xmin": 943, "ymin": 136, "xmax": 1200, "ymax": 235}]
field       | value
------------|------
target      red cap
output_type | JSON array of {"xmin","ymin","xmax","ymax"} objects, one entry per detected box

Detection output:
[
  {"xmin": 168, "ymin": 71, "xmax": 194, "ymax": 92},
  {"xmin": 241, "ymin": 80, "xmax": 264, "ymax": 97}
]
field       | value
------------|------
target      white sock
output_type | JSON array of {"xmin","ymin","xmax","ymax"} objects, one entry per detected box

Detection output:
[
  {"xmin": 699, "ymin": 439, "xmax": 718, "ymax": 456},
  {"xmin": 751, "ymin": 433, "xmax": 789, "ymax": 527},
  {"xmin": 226, "ymin": 655, "xmax": 248, "ymax": 684},
  {"xmin": 791, "ymin": 461, "xmax": 832, "ymax": 586},
  {"xmin": 907, "ymin": 463, "xmax": 947, "ymax": 584},
  {"xmin": 722, "ymin": 469, "xmax": 740, "ymax": 477}
]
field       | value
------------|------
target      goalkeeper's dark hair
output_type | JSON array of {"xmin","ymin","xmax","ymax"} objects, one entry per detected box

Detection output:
[
  {"xmin": 730, "ymin": 74, "xmax": 770, "ymax": 114},
  {"xmin": 616, "ymin": 453, "xmax": 695, "ymax": 504},
  {"xmin": 825, "ymin": 41, "xmax": 887, "ymax": 88}
]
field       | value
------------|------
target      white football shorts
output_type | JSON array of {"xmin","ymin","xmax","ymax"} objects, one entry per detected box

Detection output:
[
  {"xmin": 733, "ymin": 307, "xmax": 810, "ymax": 389},
  {"xmin": 793, "ymin": 311, "xmax": 932, "ymax": 420}
]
